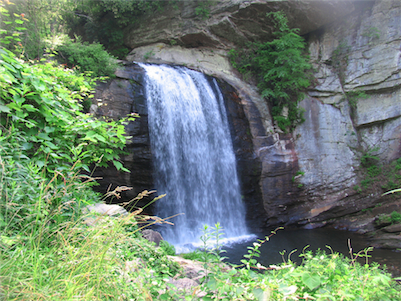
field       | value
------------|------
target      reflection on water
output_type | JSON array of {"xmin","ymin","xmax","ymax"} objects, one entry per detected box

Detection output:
[{"xmin": 223, "ymin": 228, "xmax": 401, "ymax": 277}]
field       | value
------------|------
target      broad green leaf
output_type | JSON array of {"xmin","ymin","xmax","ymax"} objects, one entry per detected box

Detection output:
[
  {"xmin": 37, "ymin": 132, "xmax": 51, "ymax": 141},
  {"xmin": 120, "ymin": 166, "xmax": 131, "ymax": 173},
  {"xmin": 22, "ymin": 104, "xmax": 37, "ymax": 112},
  {"xmin": 0, "ymin": 104, "xmax": 10, "ymax": 113},
  {"xmin": 253, "ymin": 288, "xmax": 269, "ymax": 301},
  {"xmin": 1, "ymin": 61, "xmax": 17, "ymax": 72},
  {"xmin": 113, "ymin": 160, "xmax": 123, "ymax": 171},
  {"xmin": 36, "ymin": 161, "xmax": 45, "ymax": 169},
  {"xmin": 22, "ymin": 142, "xmax": 33, "ymax": 150},
  {"xmin": 7, "ymin": 102, "xmax": 21, "ymax": 111},
  {"xmin": 278, "ymin": 284, "xmax": 297, "ymax": 295},
  {"xmin": 206, "ymin": 278, "xmax": 217, "ymax": 290},
  {"xmin": 13, "ymin": 94, "xmax": 25, "ymax": 105},
  {"xmin": 302, "ymin": 272, "xmax": 321, "ymax": 290}
]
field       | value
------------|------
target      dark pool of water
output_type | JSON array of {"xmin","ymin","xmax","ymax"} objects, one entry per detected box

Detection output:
[{"xmin": 223, "ymin": 228, "xmax": 401, "ymax": 277}]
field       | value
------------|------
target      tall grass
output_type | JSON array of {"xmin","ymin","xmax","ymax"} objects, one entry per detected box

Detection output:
[{"xmin": 0, "ymin": 136, "xmax": 179, "ymax": 300}]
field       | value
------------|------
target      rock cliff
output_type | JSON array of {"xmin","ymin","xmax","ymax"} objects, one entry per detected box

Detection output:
[{"xmin": 93, "ymin": 0, "xmax": 401, "ymax": 248}]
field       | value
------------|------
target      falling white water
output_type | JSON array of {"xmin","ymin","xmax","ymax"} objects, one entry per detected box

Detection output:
[{"xmin": 140, "ymin": 63, "xmax": 251, "ymax": 249}]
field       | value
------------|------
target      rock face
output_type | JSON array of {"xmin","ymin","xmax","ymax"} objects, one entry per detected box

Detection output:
[
  {"xmin": 293, "ymin": 0, "xmax": 401, "ymax": 225},
  {"xmin": 123, "ymin": 0, "xmax": 356, "ymax": 51},
  {"xmin": 91, "ymin": 64, "xmax": 154, "ymax": 207},
  {"xmin": 94, "ymin": 0, "xmax": 401, "ymax": 245}
]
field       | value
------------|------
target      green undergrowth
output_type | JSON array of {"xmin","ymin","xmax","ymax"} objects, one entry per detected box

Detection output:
[{"xmin": 178, "ymin": 229, "xmax": 401, "ymax": 300}]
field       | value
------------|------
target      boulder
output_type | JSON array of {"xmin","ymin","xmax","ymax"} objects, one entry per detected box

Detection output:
[{"xmin": 142, "ymin": 229, "xmax": 164, "ymax": 246}]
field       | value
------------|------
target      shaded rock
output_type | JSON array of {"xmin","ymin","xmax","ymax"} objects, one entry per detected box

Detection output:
[
  {"xmin": 91, "ymin": 64, "xmax": 154, "ymax": 205},
  {"xmin": 370, "ymin": 233, "xmax": 401, "ymax": 249},
  {"xmin": 123, "ymin": 0, "xmax": 356, "ymax": 50},
  {"xmin": 142, "ymin": 229, "xmax": 164, "ymax": 246},
  {"xmin": 382, "ymin": 224, "xmax": 401, "ymax": 233}
]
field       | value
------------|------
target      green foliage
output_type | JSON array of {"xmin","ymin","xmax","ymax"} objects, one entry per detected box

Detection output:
[
  {"xmin": 358, "ymin": 146, "xmax": 401, "ymax": 194},
  {"xmin": 199, "ymin": 246, "xmax": 400, "ymax": 300},
  {"xmin": 0, "ymin": 1, "xmax": 27, "ymax": 57},
  {"xmin": 180, "ymin": 249, "xmax": 216, "ymax": 262},
  {"xmin": 0, "ymin": 139, "xmax": 98, "ymax": 233},
  {"xmin": 376, "ymin": 211, "xmax": 401, "ymax": 226},
  {"xmin": 64, "ymin": 0, "xmax": 165, "ymax": 58},
  {"xmin": 55, "ymin": 37, "xmax": 119, "ymax": 78},
  {"xmin": 390, "ymin": 211, "xmax": 401, "ymax": 223},
  {"xmin": 159, "ymin": 240, "xmax": 176, "ymax": 256},
  {"xmin": 0, "ymin": 46, "xmax": 133, "ymax": 174},
  {"xmin": 1, "ymin": 198, "xmax": 181, "ymax": 300},
  {"xmin": 378, "ymin": 211, "xmax": 401, "ymax": 225},
  {"xmin": 346, "ymin": 89, "xmax": 368, "ymax": 109},
  {"xmin": 359, "ymin": 147, "xmax": 381, "ymax": 188},
  {"xmin": 195, "ymin": 0, "xmax": 213, "ymax": 20},
  {"xmin": 363, "ymin": 26, "xmax": 381, "ymax": 43},
  {"xmin": 2, "ymin": 0, "xmax": 72, "ymax": 60},
  {"xmin": 229, "ymin": 11, "xmax": 312, "ymax": 132}
]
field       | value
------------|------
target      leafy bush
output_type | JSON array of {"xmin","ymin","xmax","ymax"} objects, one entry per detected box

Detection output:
[
  {"xmin": 197, "ymin": 246, "xmax": 401, "ymax": 300},
  {"xmin": 390, "ymin": 211, "xmax": 401, "ymax": 224},
  {"xmin": 229, "ymin": 11, "xmax": 312, "ymax": 132},
  {"xmin": 0, "ymin": 46, "xmax": 133, "ymax": 174},
  {"xmin": 56, "ymin": 37, "xmax": 119, "ymax": 78}
]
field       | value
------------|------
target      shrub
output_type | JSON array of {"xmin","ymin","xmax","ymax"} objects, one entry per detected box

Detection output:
[
  {"xmin": 390, "ymin": 211, "xmax": 401, "ymax": 224},
  {"xmin": 229, "ymin": 11, "xmax": 312, "ymax": 132},
  {"xmin": 0, "ymin": 46, "xmax": 133, "ymax": 174},
  {"xmin": 55, "ymin": 37, "xmax": 119, "ymax": 78}
]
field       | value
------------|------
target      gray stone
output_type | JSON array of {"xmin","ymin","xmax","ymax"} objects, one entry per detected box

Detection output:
[
  {"xmin": 382, "ymin": 224, "xmax": 401, "ymax": 233},
  {"xmin": 85, "ymin": 203, "xmax": 128, "ymax": 216},
  {"xmin": 142, "ymin": 229, "xmax": 164, "ymax": 246}
]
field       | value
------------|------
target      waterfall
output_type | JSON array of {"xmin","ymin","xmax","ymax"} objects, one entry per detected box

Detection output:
[{"xmin": 140, "ymin": 63, "xmax": 249, "ymax": 247}]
